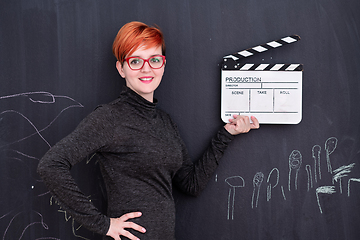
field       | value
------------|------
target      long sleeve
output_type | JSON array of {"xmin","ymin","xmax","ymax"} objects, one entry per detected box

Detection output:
[
  {"xmin": 37, "ymin": 85, "xmax": 236, "ymax": 239},
  {"xmin": 37, "ymin": 106, "xmax": 115, "ymax": 235},
  {"xmin": 172, "ymin": 126, "xmax": 235, "ymax": 197}
]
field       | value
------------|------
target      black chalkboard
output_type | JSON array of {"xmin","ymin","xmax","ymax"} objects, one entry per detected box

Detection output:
[{"xmin": 1, "ymin": 0, "xmax": 359, "ymax": 239}]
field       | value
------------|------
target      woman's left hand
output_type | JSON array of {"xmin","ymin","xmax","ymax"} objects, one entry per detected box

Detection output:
[{"xmin": 224, "ymin": 114, "xmax": 260, "ymax": 135}]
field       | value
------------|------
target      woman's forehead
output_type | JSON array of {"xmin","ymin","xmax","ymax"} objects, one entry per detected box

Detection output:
[{"xmin": 128, "ymin": 44, "xmax": 162, "ymax": 58}]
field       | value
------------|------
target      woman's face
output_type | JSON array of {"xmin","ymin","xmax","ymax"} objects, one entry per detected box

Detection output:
[{"xmin": 116, "ymin": 45, "xmax": 165, "ymax": 102}]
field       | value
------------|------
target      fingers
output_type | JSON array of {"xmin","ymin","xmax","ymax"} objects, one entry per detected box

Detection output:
[
  {"xmin": 230, "ymin": 115, "xmax": 250, "ymax": 127},
  {"xmin": 230, "ymin": 115, "xmax": 259, "ymax": 127},
  {"xmin": 112, "ymin": 229, "xmax": 141, "ymax": 240},
  {"xmin": 122, "ymin": 221, "xmax": 146, "ymax": 234},
  {"xmin": 107, "ymin": 212, "xmax": 146, "ymax": 240},
  {"xmin": 119, "ymin": 212, "xmax": 142, "ymax": 221},
  {"xmin": 225, "ymin": 115, "xmax": 260, "ymax": 135},
  {"xmin": 121, "ymin": 229, "xmax": 142, "ymax": 240},
  {"xmin": 250, "ymin": 116, "xmax": 260, "ymax": 129},
  {"xmin": 119, "ymin": 212, "xmax": 146, "ymax": 234}
]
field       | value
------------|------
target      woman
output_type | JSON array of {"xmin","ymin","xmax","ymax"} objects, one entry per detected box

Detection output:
[{"xmin": 37, "ymin": 21, "xmax": 259, "ymax": 240}]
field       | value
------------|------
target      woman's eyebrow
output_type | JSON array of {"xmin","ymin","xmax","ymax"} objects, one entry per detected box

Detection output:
[{"xmin": 128, "ymin": 54, "xmax": 161, "ymax": 58}]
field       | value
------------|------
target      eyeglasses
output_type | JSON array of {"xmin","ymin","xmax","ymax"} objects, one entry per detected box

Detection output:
[{"xmin": 125, "ymin": 55, "xmax": 166, "ymax": 70}]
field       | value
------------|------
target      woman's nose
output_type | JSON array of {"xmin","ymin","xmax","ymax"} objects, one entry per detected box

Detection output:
[{"xmin": 141, "ymin": 61, "xmax": 152, "ymax": 72}]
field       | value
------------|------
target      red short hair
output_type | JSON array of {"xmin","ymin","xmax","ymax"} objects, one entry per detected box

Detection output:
[{"xmin": 112, "ymin": 21, "xmax": 166, "ymax": 63}]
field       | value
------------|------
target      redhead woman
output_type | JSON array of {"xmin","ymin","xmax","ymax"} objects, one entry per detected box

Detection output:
[{"xmin": 37, "ymin": 21, "xmax": 259, "ymax": 240}]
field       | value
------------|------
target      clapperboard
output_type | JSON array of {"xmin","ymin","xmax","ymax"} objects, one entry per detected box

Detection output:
[{"xmin": 221, "ymin": 35, "xmax": 303, "ymax": 124}]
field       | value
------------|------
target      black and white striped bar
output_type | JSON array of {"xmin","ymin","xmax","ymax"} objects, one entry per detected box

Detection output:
[{"xmin": 234, "ymin": 63, "xmax": 303, "ymax": 71}]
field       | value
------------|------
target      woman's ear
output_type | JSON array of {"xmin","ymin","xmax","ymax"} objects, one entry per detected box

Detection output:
[{"xmin": 116, "ymin": 61, "xmax": 126, "ymax": 78}]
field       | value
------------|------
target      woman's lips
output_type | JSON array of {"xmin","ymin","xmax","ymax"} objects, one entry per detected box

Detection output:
[{"xmin": 139, "ymin": 77, "xmax": 153, "ymax": 84}]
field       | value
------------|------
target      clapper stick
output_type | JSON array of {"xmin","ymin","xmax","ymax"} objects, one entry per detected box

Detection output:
[{"xmin": 223, "ymin": 35, "xmax": 301, "ymax": 66}]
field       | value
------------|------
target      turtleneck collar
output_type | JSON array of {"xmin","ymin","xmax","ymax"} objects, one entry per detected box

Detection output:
[{"xmin": 120, "ymin": 85, "xmax": 158, "ymax": 112}]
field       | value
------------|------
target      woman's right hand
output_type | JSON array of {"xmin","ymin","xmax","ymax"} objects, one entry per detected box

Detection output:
[{"xmin": 106, "ymin": 212, "xmax": 146, "ymax": 240}]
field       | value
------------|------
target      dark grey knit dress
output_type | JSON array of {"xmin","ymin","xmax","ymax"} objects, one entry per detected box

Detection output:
[{"xmin": 37, "ymin": 86, "xmax": 234, "ymax": 239}]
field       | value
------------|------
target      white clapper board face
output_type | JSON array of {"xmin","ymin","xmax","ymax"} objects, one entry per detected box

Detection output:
[{"xmin": 221, "ymin": 35, "xmax": 303, "ymax": 124}]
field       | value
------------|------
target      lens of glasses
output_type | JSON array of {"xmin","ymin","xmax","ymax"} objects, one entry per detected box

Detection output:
[{"xmin": 127, "ymin": 56, "xmax": 164, "ymax": 70}]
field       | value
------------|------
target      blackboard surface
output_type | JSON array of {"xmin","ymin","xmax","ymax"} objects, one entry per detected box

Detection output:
[{"xmin": 1, "ymin": 0, "xmax": 359, "ymax": 239}]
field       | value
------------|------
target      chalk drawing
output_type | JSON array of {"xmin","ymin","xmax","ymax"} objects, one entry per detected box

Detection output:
[
  {"xmin": 3, "ymin": 212, "xmax": 21, "ymax": 240},
  {"xmin": 305, "ymin": 165, "xmax": 313, "ymax": 192},
  {"xmin": 220, "ymin": 136, "xmax": 359, "ymax": 220},
  {"xmin": 225, "ymin": 176, "xmax": 245, "ymax": 220},
  {"xmin": 0, "ymin": 91, "xmax": 84, "ymax": 148},
  {"xmin": 325, "ymin": 137, "xmax": 338, "ymax": 174},
  {"xmin": 332, "ymin": 163, "xmax": 355, "ymax": 194},
  {"xmin": 72, "ymin": 219, "xmax": 90, "ymax": 240},
  {"xmin": 312, "ymin": 145, "xmax": 321, "ymax": 182},
  {"xmin": 0, "ymin": 149, "xmax": 47, "ymax": 222},
  {"xmin": 266, "ymin": 168, "xmax": 279, "ymax": 201},
  {"xmin": 18, "ymin": 212, "xmax": 49, "ymax": 239},
  {"xmin": 51, "ymin": 196, "xmax": 89, "ymax": 239},
  {"xmin": 0, "ymin": 92, "xmax": 83, "ymax": 240},
  {"xmin": 0, "ymin": 211, "xmax": 13, "ymax": 221},
  {"xmin": 1, "ymin": 110, "xmax": 52, "ymax": 147},
  {"xmin": 251, "ymin": 172, "xmax": 264, "ymax": 209},
  {"xmin": 347, "ymin": 178, "xmax": 360, "ymax": 197},
  {"xmin": 2, "ymin": 211, "xmax": 60, "ymax": 240},
  {"xmin": 288, "ymin": 150, "xmax": 302, "ymax": 191},
  {"xmin": 315, "ymin": 186, "xmax": 336, "ymax": 214},
  {"xmin": 281, "ymin": 186, "xmax": 287, "ymax": 200}
]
